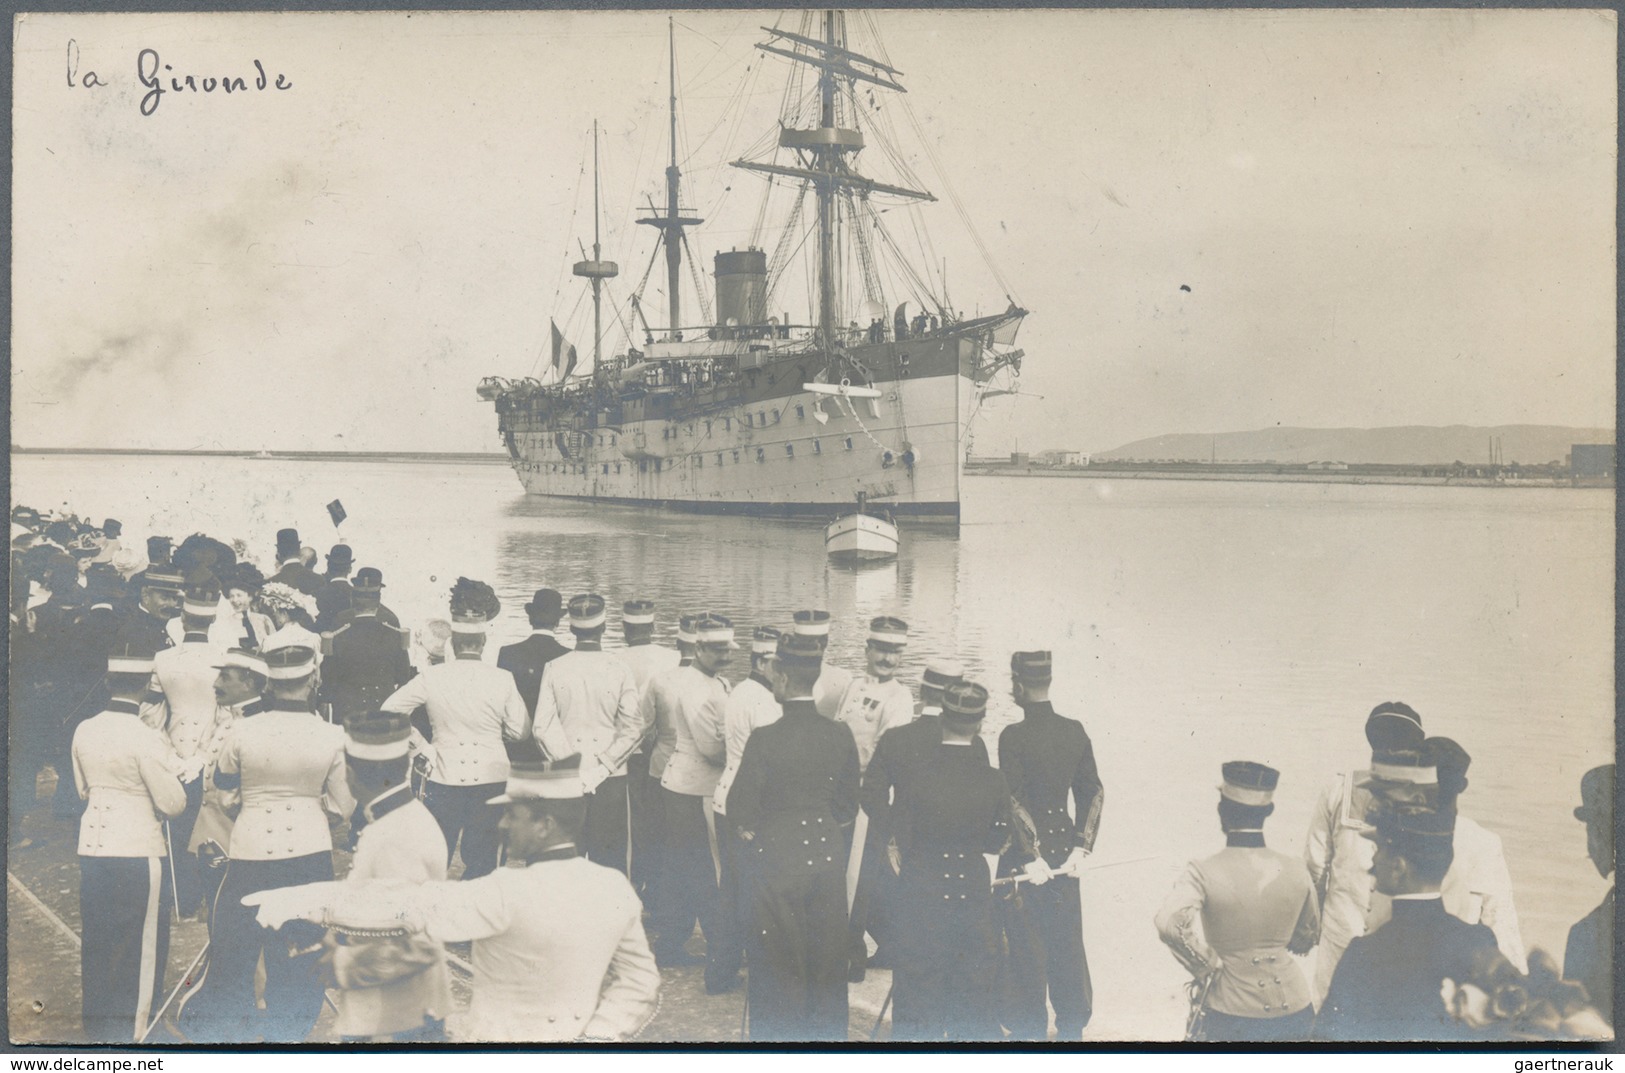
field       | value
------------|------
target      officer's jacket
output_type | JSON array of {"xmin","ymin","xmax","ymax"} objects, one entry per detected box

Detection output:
[
  {"xmin": 383, "ymin": 657, "xmax": 529, "ymax": 785},
  {"xmin": 658, "ymin": 665, "xmax": 731, "ymax": 797},
  {"xmin": 616, "ymin": 643, "xmax": 681, "ymax": 700},
  {"xmin": 861, "ymin": 716, "xmax": 987, "ymax": 839},
  {"xmin": 812, "ymin": 664, "xmax": 853, "ymax": 720},
  {"xmin": 114, "ymin": 606, "xmax": 174, "ymax": 656},
  {"xmin": 413, "ymin": 850, "xmax": 659, "ymax": 1042},
  {"xmin": 890, "ymin": 742, "xmax": 1028, "ymax": 901},
  {"xmin": 998, "ymin": 701, "xmax": 1104, "ymax": 868},
  {"xmin": 1154, "ymin": 840, "xmax": 1319, "ymax": 1018},
  {"xmin": 188, "ymin": 697, "xmax": 261, "ymax": 854},
  {"xmin": 712, "ymin": 673, "xmax": 779, "ymax": 815},
  {"xmin": 727, "ymin": 698, "xmax": 860, "ymax": 875},
  {"xmin": 323, "ymin": 616, "xmax": 413, "ymax": 719},
  {"xmin": 1304, "ymin": 771, "xmax": 1379, "ymax": 947},
  {"xmin": 71, "ymin": 700, "xmax": 188, "ymax": 857},
  {"xmin": 534, "ymin": 646, "xmax": 642, "ymax": 777},
  {"xmin": 213, "ymin": 702, "xmax": 351, "ymax": 860},
  {"xmin": 331, "ymin": 786, "xmax": 452, "ymax": 1040},
  {"xmin": 152, "ymin": 636, "xmax": 226, "ymax": 763},
  {"xmin": 637, "ymin": 662, "xmax": 690, "ymax": 780},
  {"xmin": 831, "ymin": 674, "xmax": 914, "ymax": 774}
]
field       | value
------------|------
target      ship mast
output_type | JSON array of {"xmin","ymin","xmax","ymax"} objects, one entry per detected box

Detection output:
[
  {"xmin": 637, "ymin": 18, "xmax": 703, "ymax": 338},
  {"xmin": 734, "ymin": 13, "xmax": 935, "ymax": 361},
  {"xmin": 573, "ymin": 120, "xmax": 618, "ymax": 370}
]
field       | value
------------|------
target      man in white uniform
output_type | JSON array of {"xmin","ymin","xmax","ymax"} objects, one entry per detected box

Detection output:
[
  {"xmin": 532, "ymin": 593, "xmax": 642, "ymax": 873},
  {"xmin": 247, "ymin": 756, "xmax": 660, "ymax": 1043},
  {"xmin": 791, "ymin": 610, "xmax": 852, "ymax": 719}
]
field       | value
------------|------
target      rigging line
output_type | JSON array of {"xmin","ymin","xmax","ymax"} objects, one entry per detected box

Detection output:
[
  {"xmin": 680, "ymin": 232, "xmax": 714, "ymax": 325},
  {"xmin": 764, "ymin": 190, "xmax": 813, "ymax": 311},
  {"xmin": 868, "ymin": 204, "xmax": 937, "ymax": 309}
]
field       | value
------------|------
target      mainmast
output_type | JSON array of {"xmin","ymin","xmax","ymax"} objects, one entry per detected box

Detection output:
[
  {"xmin": 637, "ymin": 18, "xmax": 703, "ymax": 338},
  {"xmin": 573, "ymin": 120, "xmax": 619, "ymax": 369},
  {"xmin": 734, "ymin": 13, "xmax": 935, "ymax": 358}
]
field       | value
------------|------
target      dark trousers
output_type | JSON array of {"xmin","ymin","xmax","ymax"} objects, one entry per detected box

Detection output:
[
  {"xmin": 894, "ymin": 881, "xmax": 1001, "ymax": 1042},
  {"xmin": 342, "ymin": 1016, "xmax": 448, "ymax": 1043},
  {"xmin": 999, "ymin": 875, "xmax": 1093, "ymax": 1039},
  {"xmin": 637, "ymin": 773, "xmax": 667, "ymax": 910},
  {"xmin": 626, "ymin": 753, "xmax": 655, "ymax": 898},
  {"xmin": 745, "ymin": 865, "xmax": 850, "ymax": 1041},
  {"xmin": 177, "ymin": 852, "xmax": 334, "ymax": 1043},
  {"xmin": 423, "ymin": 780, "xmax": 504, "ymax": 880},
  {"xmin": 651, "ymin": 788, "xmax": 717, "ymax": 956},
  {"xmin": 167, "ymin": 777, "xmax": 205, "ymax": 917},
  {"xmin": 583, "ymin": 774, "xmax": 629, "ymax": 875},
  {"xmin": 1199, "ymin": 1004, "xmax": 1314, "ymax": 1042},
  {"xmin": 847, "ymin": 820, "xmax": 899, "ymax": 965},
  {"xmin": 79, "ymin": 855, "xmax": 171, "ymax": 1044},
  {"xmin": 708, "ymin": 813, "xmax": 747, "ymax": 985}
]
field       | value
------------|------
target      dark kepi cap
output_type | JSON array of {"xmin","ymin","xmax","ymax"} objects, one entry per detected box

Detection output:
[
  {"xmin": 750, "ymin": 625, "xmax": 781, "ymax": 655},
  {"xmin": 942, "ymin": 680, "xmax": 990, "ymax": 723},
  {"xmin": 352, "ymin": 567, "xmax": 385, "ymax": 592},
  {"xmin": 343, "ymin": 709, "xmax": 413, "ymax": 761},
  {"xmin": 102, "ymin": 519, "xmax": 122, "ymax": 537},
  {"xmin": 1366, "ymin": 701, "xmax": 1425, "ymax": 751},
  {"xmin": 1424, "ymin": 736, "xmax": 1471, "ymax": 796},
  {"xmin": 490, "ymin": 754, "xmax": 584, "ymax": 804},
  {"xmin": 622, "ymin": 599, "xmax": 656, "ymax": 625},
  {"xmin": 1365, "ymin": 805, "xmax": 1456, "ymax": 859},
  {"xmin": 327, "ymin": 544, "xmax": 353, "ymax": 570},
  {"xmin": 146, "ymin": 536, "xmax": 173, "ymax": 563},
  {"xmin": 1360, "ymin": 746, "xmax": 1439, "ymax": 788},
  {"xmin": 867, "ymin": 615, "xmax": 909, "ymax": 647},
  {"xmin": 86, "ymin": 565, "xmax": 124, "ymax": 603},
  {"xmin": 568, "ymin": 593, "xmax": 607, "ymax": 629},
  {"xmin": 1011, "ymin": 650, "xmax": 1053, "ymax": 684},
  {"xmin": 1576, "ymin": 764, "xmax": 1615, "ymax": 823},
  {"xmin": 792, "ymin": 609, "xmax": 832, "ymax": 637},
  {"xmin": 1219, "ymin": 761, "xmax": 1281, "ymax": 806},
  {"xmin": 774, "ymin": 632, "xmax": 824, "ymax": 667},
  {"xmin": 275, "ymin": 528, "xmax": 301, "ymax": 561},
  {"xmin": 141, "ymin": 565, "xmax": 186, "ymax": 591},
  {"xmin": 262, "ymin": 643, "xmax": 317, "ymax": 680}
]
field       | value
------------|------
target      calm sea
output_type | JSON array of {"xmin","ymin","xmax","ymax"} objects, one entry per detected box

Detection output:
[{"xmin": 12, "ymin": 454, "xmax": 1614, "ymax": 1039}]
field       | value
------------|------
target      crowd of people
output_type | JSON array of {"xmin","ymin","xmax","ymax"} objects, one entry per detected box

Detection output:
[{"xmin": 7, "ymin": 504, "xmax": 1615, "ymax": 1045}]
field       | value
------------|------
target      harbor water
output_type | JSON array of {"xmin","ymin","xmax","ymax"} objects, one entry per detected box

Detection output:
[{"xmin": 11, "ymin": 454, "xmax": 1614, "ymax": 1040}]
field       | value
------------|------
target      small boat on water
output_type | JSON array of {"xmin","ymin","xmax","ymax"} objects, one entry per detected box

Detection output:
[{"xmin": 826, "ymin": 494, "xmax": 899, "ymax": 564}]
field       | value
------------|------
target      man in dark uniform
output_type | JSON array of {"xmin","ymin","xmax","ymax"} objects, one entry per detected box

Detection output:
[
  {"xmin": 496, "ymin": 588, "xmax": 568, "ymax": 764},
  {"xmin": 885, "ymin": 681, "xmax": 1045, "ymax": 1041},
  {"xmin": 314, "ymin": 544, "xmax": 354, "ymax": 631},
  {"xmin": 996, "ymin": 650, "xmax": 1103, "ymax": 1039},
  {"xmin": 1564, "ymin": 764, "xmax": 1613, "ymax": 1024},
  {"xmin": 329, "ymin": 567, "xmax": 402, "ymax": 630},
  {"xmin": 115, "ymin": 566, "xmax": 184, "ymax": 656},
  {"xmin": 269, "ymin": 528, "xmax": 324, "ymax": 598},
  {"xmin": 1316, "ymin": 806, "xmax": 1499, "ymax": 1041},
  {"xmin": 322, "ymin": 569, "xmax": 413, "ymax": 723},
  {"xmin": 126, "ymin": 535, "xmax": 174, "ymax": 592},
  {"xmin": 726, "ymin": 631, "xmax": 860, "ymax": 1041}
]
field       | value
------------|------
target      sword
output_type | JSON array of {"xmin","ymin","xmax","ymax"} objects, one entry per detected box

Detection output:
[
  {"xmin": 138, "ymin": 940, "xmax": 210, "ymax": 1044},
  {"xmin": 1185, "ymin": 969, "xmax": 1217, "ymax": 1042},
  {"xmin": 163, "ymin": 822, "xmax": 182, "ymax": 924},
  {"xmin": 991, "ymin": 852, "xmax": 1160, "ymax": 888},
  {"xmin": 870, "ymin": 981, "xmax": 894, "ymax": 1041}
]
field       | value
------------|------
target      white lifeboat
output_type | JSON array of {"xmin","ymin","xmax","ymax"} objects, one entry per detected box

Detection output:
[{"xmin": 825, "ymin": 496, "xmax": 899, "ymax": 565}]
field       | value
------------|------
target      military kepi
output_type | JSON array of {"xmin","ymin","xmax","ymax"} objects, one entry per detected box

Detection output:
[
  {"xmin": 942, "ymin": 680, "xmax": 990, "ymax": 723},
  {"xmin": 568, "ymin": 593, "xmax": 607, "ymax": 630},
  {"xmin": 751, "ymin": 625, "xmax": 781, "ymax": 655},
  {"xmin": 622, "ymin": 599, "xmax": 656, "ymax": 626},
  {"xmin": 868, "ymin": 615, "xmax": 909, "ymax": 647},
  {"xmin": 1011, "ymin": 650, "xmax": 1053, "ymax": 683},
  {"xmin": 1218, "ymin": 761, "xmax": 1280, "ymax": 806},
  {"xmin": 775, "ymin": 632, "xmax": 824, "ymax": 667},
  {"xmin": 263, "ymin": 644, "xmax": 318, "ymax": 680},
  {"xmin": 792, "ymin": 609, "xmax": 832, "ymax": 637},
  {"xmin": 108, "ymin": 642, "xmax": 156, "ymax": 676},
  {"xmin": 696, "ymin": 612, "xmax": 738, "ymax": 647},
  {"xmin": 344, "ymin": 709, "xmax": 413, "ymax": 761},
  {"xmin": 490, "ymin": 755, "xmax": 585, "ymax": 803}
]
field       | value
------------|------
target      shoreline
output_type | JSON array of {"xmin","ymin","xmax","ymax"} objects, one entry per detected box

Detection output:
[{"xmin": 966, "ymin": 467, "xmax": 1611, "ymax": 489}]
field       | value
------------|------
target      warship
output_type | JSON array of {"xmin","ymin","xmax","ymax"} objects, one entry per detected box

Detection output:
[{"xmin": 478, "ymin": 12, "xmax": 1028, "ymax": 525}]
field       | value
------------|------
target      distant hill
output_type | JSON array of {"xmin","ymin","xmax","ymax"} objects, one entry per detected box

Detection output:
[{"xmin": 1094, "ymin": 426, "xmax": 1614, "ymax": 466}]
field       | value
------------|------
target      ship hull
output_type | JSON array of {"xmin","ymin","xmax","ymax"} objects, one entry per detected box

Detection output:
[{"xmin": 504, "ymin": 370, "xmax": 969, "ymax": 523}]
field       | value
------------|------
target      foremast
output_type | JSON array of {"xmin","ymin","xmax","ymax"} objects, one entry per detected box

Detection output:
[
  {"xmin": 572, "ymin": 121, "xmax": 618, "ymax": 369},
  {"xmin": 636, "ymin": 17, "xmax": 703, "ymax": 339}
]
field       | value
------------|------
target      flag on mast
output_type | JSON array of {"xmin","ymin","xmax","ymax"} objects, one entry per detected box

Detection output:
[{"xmin": 550, "ymin": 321, "xmax": 579, "ymax": 381}]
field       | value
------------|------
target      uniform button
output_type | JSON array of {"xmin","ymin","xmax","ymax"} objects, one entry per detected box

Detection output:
[
  {"xmin": 1251, "ymin": 957, "xmax": 1260, "ymax": 965},
  {"xmin": 943, "ymin": 894, "xmax": 950, "ymax": 900},
  {"xmin": 826, "ymin": 856, "xmax": 833, "ymax": 862},
  {"xmin": 959, "ymin": 894, "xmax": 966, "ymax": 900},
  {"xmin": 1258, "ymin": 980, "xmax": 1266, "ymax": 987},
  {"xmin": 1273, "ymin": 978, "xmax": 1281, "ymax": 984},
  {"xmin": 548, "ymin": 1016, "xmax": 556, "ymax": 1023}
]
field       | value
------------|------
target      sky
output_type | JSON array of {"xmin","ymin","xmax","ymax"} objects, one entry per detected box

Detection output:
[{"xmin": 10, "ymin": 8, "xmax": 1616, "ymax": 455}]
